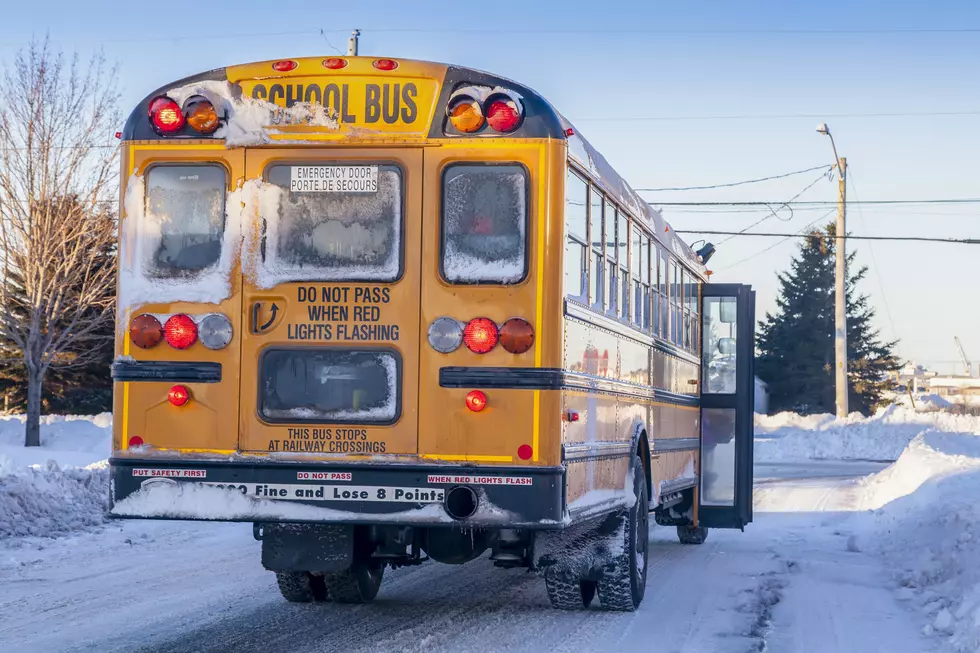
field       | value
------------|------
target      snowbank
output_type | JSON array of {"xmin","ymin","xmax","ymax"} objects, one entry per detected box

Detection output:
[
  {"xmin": 755, "ymin": 405, "xmax": 980, "ymax": 462},
  {"xmin": 853, "ymin": 431, "xmax": 980, "ymax": 651},
  {"xmin": 0, "ymin": 414, "xmax": 112, "ymax": 541}
]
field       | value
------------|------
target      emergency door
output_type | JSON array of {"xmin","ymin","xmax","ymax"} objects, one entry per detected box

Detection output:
[
  {"xmin": 238, "ymin": 148, "xmax": 423, "ymax": 456},
  {"xmin": 698, "ymin": 284, "xmax": 755, "ymax": 529}
]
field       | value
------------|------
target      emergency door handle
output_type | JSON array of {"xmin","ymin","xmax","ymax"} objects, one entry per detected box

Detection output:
[{"xmin": 252, "ymin": 301, "xmax": 280, "ymax": 334}]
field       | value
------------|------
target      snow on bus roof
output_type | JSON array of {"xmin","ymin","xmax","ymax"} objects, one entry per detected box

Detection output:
[{"xmin": 560, "ymin": 114, "xmax": 706, "ymax": 276}]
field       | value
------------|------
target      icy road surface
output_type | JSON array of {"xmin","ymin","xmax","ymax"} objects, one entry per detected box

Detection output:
[{"xmin": 0, "ymin": 460, "xmax": 936, "ymax": 653}]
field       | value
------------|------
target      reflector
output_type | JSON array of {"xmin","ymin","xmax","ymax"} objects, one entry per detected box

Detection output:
[
  {"xmin": 517, "ymin": 444, "xmax": 533, "ymax": 460},
  {"xmin": 128, "ymin": 436, "xmax": 145, "ymax": 448}
]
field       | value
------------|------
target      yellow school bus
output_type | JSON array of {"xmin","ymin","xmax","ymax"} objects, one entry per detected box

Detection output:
[{"xmin": 109, "ymin": 55, "xmax": 756, "ymax": 611}]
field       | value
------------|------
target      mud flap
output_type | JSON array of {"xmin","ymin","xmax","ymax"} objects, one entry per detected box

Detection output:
[{"xmin": 260, "ymin": 523, "xmax": 353, "ymax": 573}]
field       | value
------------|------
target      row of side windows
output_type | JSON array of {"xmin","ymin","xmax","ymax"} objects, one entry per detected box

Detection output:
[{"xmin": 563, "ymin": 167, "xmax": 700, "ymax": 353}]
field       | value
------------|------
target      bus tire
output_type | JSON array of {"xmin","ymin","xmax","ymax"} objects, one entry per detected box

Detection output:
[
  {"xmin": 275, "ymin": 571, "xmax": 328, "ymax": 603},
  {"xmin": 544, "ymin": 575, "xmax": 596, "ymax": 610},
  {"xmin": 323, "ymin": 562, "xmax": 385, "ymax": 603},
  {"xmin": 596, "ymin": 455, "xmax": 649, "ymax": 612},
  {"xmin": 677, "ymin": 525, "xmax": 708, "ymax": 545}
]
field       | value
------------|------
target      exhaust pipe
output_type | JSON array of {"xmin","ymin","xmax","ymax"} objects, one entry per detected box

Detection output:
[{"xmin": 444, "ymin": 486, "xmax": 479, "ymax": 520}]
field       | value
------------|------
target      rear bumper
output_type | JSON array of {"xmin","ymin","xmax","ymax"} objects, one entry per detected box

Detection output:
[{"xmin": 109, "ymin": 458, "xmax": 566, "ymax": 529}]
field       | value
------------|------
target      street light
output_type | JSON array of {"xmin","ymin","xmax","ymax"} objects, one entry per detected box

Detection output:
[{"xmin": 816, "ymin": 123, "xmax": 849, "ymax": 417}]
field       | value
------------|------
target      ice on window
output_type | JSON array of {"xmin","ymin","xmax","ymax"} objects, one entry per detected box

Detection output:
[
  {"xmin": 260, "ymin": 350, "xmax": 399, "ymax": 423},
  {"xmin": 443, "ymin": 165, "xmax": 527, "ymax": 284},
  {"xmin": 117, "ymin": 172, "xmax": 243, "ymax": 317},
  {"xmin": 250, "ymin": 166, "xmax": 402, "ymax": 287}
]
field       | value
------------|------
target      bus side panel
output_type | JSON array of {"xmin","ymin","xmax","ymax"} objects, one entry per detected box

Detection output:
[
  {"xmin": 113, "ymin": 146, "xmax": 245, "ymax": 454},
  {"xmin": 417, "ymin": 141, "xmax": 564, "ymax": 466}
]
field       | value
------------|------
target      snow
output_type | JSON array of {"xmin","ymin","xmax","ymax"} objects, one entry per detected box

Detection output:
[
  {"xmin": 118, "ymin": 174, "xmax": 244, "ymax": 316},
  {"xmin": 755, "ymin": 403, "xmax": 980, "ymax": 462},
  {"xmin": 165, "ymin": 79, "xmax": 339, "ymax": 147},
  {"xmin": 0, "ymin": 414, "xmax": 111, "ymax": 540}
]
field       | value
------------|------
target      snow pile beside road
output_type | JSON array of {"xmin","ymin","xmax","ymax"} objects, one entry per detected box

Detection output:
[
  {"xmin": 854, "ymin": 431, "xmax": 980, "ymax": 651},
  {"xmin": 755, "ymin": 405, "xmax": 980, "ymax": 462},
  {"xmin": 0, "ymin": 414, "xmax": 112, "ymax": 540}
]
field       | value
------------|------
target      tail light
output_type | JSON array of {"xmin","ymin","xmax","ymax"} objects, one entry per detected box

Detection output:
[
  {"xmin": 447, "ymin": 95, "xmax": 484, "ymax": 133},
  {"xmin": 198, "ymin": 314, "xmax": 233, "ymax": 350},
  {"xmin": 168, "ymin": 385, "xmax": 190, "ymax": 407},
  {"xmin": 499, "ymin": 318, "xmax": 534, "ymax": 354},
  {"xmin": 428, "ymin": 317, "xmax": 464, "ymax": 353},
  {"xmin": 164, "ymin": 314, "xmax": 197, "ymax": 349},
  {"xmin": 485, "ymin": 91, "xmax": 524, "ymax": 133},
  {"xmin": 272, "ymin": 60, "xmax": 297, "ymax": 72},
  {"xmin": 322, "ymin": 57, "xmax": 348, "ymax": 69},
  {"xmin": 148, "ymin": 96, "xmax": 184, "ymax": 134},
  {"xmin": 372, "ymin": 59, "xmax": 398, "ymax": 71},
  {"xmin": 184, "ymin": 96, "xmax": 220, "ymax": 134},
  {"xmin": 465, "ymin": 390, "xmax": 487, "ymax": 412},
  {"xmin": 463, "ymin": 318, "xmax": 499, "ymax": 354},
  {"xmin": 130, "ymin": 314, "xmax": 163, "ymax": 349}
]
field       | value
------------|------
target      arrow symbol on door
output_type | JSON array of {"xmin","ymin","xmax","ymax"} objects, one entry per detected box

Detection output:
[{"xmin": 258, "ymin": 303, "xmax": 279, "ymax": 332}]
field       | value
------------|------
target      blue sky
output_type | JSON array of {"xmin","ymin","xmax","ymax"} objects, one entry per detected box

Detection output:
[{"xmin": 3, "ymin": 1, "xmax": 978, "ymax": 372}]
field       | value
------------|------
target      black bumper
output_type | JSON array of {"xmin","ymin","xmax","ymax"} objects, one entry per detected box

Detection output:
[{"xmin": 109, "ymin": 458, "xmax": 566, "ymax": 529}]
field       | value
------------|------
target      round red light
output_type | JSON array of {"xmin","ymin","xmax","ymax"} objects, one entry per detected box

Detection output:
[
  {"xmin": 322, "ymin": 57, "xmax": 348, "ymax": 69},
  {"xmin": 148, "ymin": 96, "xmax": 184, "ymax": 134},
  {"xmin": 517, "ymin": 444, "xmax": 533, "ymax": 460},
  {"xmin": 128, "ymin": 435, "xmax": 144, "ymax": 448},
  {"xmin": 168, "ymin": 385, "xmax": 190, "ymax": 407},
  {"xmin": 486, "ymin": 99, "xmax": 522, "ymax": 133},
  {"xmin": 463, "ymin": 318, "xmax": 499, "ymax": 354},
  {"xmin": 272, "ymin": 60, "xmax": 297, "ymax": 72},
  {"xmin": 499, "ymin": 318, "xmax": 535, "ymax": 354},
  {"xmin": 465, "ymin": 390, "xmax": 488, "ymax": 412},
  {"xmin": 372, "ymin": 59, "xmax": 398, "ymax": 71},
  {"xmin": 164, "ymin": 314, "xmax": 197, "ymax": 349}
]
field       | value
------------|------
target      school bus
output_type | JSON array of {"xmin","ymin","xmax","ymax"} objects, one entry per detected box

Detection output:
[{"xmin": 109, "ymin": 55, "xmax": 756, "ymax": 611}]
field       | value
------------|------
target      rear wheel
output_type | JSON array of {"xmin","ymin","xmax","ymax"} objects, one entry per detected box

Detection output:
[
  {"xmin": 545, "ymin": 575, "xmax": 597, "ymax": 610},
  {"xmin": 596, "ymin": 454, "xmax": 649, "ymax": 612},
  {"xmin": 677, "ymin": 524, "xmax": 708, "ymax": 545},
  {"xmin": 323, "ymin": 561, "xmax": 385, "ymax": 603},
  {"xmin": 275, "ymin": 571, "xmax": 328, "ymax": 603}
]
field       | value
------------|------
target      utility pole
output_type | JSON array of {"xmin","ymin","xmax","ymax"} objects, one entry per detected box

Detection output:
[
  {"xmin": 817, "ymin": 123, "xmax": 848, "ymax": 417},
  {"xmin": 347, "ymin": 29, "xmax": 360, "ymax": 56}
]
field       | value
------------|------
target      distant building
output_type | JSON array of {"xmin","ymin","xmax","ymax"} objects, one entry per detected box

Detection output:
[
  {"xmin": 926, "ymin": 375, "xmax": 980, "ymax": 398},
  {"xmin": 890, "ymin": 361, "xmax": 937, "ymax": 393}
]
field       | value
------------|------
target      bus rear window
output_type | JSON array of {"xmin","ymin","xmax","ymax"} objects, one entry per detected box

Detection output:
[
  {"xmin": 442, "ymin": 164, "xmax": 527, "ymax": 284},
  {"xmin": 259, "ymin": 348, "xmax": 400, "ymax": 425},
  {"xmin": 264, "ymin": 164, "xmax": 402, "ymax": 282},
  {"xmin": 144, "ymin": 165, "xmax": 226, "ymax": 278}
]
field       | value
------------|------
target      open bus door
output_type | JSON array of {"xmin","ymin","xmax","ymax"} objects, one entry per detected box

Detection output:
[{"xmin": 698, "ymin": 284, "xmax": 755, "ymax": 530}]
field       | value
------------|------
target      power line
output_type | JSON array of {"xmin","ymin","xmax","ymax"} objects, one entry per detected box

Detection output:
[
  {"xmin": 677, "ymin": 230, "xmax": 980, "ymax": 244},
  {"xmin": 717, "ymin": 208, "xmax": 837, "ymax": 271},
  {"xmin": 653, "ymin": 199, "xmax": 980, "ymax": 206},
  {"xmin": 714, "ymin": 170, "xmax": 832, "ymax": 245},
  {"xmin": 848, "ymin": 170, "xmax": 898, "ymax": 341},
  {"xmin": 635, "ymin": 165, "xmax": 830, "ymax": 192},
  {"xmin": 572, "ymin": 110, "xmax": 980, "ymax": 122}
]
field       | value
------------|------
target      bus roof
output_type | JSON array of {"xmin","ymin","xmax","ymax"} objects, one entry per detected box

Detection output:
[{"xmin": 122, "ymin": 57, "xmax": 705, "ymax": 275}]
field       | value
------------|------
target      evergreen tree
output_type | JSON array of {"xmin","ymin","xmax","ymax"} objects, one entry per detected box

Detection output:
[{"xmin": 756, "ymin": 225, "xmax": 899, "ymax": 415}]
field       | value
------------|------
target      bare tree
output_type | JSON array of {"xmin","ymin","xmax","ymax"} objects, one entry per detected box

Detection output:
[{"xmin": 0, "ymin": 40, "xmax": 119, "ymax": 446}]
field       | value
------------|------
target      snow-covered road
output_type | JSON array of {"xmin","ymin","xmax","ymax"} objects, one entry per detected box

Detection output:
[{"xmin": 0, "ymin": 461, "xmax": 936, "ymax": 653}]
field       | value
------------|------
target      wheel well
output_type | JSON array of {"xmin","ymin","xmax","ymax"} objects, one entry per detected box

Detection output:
[{"xmin": 637, "ymin": 431, "xmax": 652, "ymax": 502}]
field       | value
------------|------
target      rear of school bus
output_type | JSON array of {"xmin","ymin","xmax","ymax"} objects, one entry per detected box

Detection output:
[{"xmin": 109, "ymin": 57, "xmax": 573, "ymax": 603}]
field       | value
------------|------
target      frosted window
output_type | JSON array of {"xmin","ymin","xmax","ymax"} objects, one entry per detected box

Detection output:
[
  {"xmin": 260, "ymin": 349, "xmax": 400, "ymax": 424},
  {"xmin": 265, "ymin": 164, "xmax": 402, "ymax": 281},
  {"xmin": 145, "ymin": 165, "xmax": 226, "ymax": 278},
  {"xmin": 442, "ymin": 164, "xmax": 527, "ymax": 284}
]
